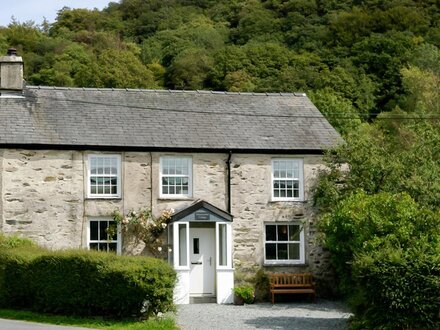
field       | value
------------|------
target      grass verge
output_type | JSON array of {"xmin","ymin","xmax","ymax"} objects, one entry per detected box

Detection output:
[{"xmin": 0, "ymin": 309, "xmax": 178, "ymax": 330}]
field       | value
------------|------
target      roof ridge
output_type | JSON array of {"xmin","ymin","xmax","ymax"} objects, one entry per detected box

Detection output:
[{"xmin": 26, "ymin": 86, "xmax": 305, "ymax": 97}]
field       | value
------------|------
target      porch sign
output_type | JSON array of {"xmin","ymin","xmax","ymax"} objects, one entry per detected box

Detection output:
[{"xmin": 169, "ymin": 200, "xmax": 234, "ymax": 304}]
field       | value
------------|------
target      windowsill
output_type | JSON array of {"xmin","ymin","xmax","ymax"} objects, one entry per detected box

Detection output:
[
  {"xmin": 263, "ymin": 262, "xmax": 308, "ymax": 267},
  {"xmin": 86, "ymin": 197, "xmax": 122, "ymax": 200},
  {"xmin": 269, "ymin": 199, "xmax": 306, "ymax": 203},
  {"xmin": 158, "ymin": 197, "xmax": 194, "ymax": 201}
]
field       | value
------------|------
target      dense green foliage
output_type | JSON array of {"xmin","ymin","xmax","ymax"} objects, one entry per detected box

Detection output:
[
  {"xmin": 315, "ymin": 57, "xmax": 440, "ymax": 328},
  {"xmin": 1, "ymin": 0, "xmax": 440, "ymax": 121},
  {"xmin": 353, "ymin": 245, "xmax": 440, "ymax": 329},
  {"xmin": 0, "ymin": 236, "xmax": 176, "ymax": 319}
]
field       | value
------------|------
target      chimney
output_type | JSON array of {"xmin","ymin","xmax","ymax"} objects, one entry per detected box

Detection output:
[{"xmin": 0, "ymin": 48, "xmax": 24, "ymax": 91}]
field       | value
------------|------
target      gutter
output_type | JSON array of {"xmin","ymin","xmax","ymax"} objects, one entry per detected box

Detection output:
[{"xmin": 0, "ymin": 143, "xmax": 326, "ymax": 155}]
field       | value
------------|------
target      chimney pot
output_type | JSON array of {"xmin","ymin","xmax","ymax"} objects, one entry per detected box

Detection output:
[{"xmin": 7, "ymin": 48, "xmax": 18, "ymax": 56}]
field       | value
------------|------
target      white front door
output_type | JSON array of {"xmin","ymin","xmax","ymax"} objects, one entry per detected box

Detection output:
[{"xmin": 189, "ymin": 228, "xmax": 215, "ymax": 295}]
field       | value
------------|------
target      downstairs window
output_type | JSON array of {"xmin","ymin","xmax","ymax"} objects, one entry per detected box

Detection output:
[{"xmin": 264, "ymin": 223, "xmax": 305, "ymax": 264}]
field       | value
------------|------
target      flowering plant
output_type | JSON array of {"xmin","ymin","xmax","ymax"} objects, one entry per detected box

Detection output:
[{"xmin": 111, "ymin": 207, "xmax": 174, "ymax": 258}]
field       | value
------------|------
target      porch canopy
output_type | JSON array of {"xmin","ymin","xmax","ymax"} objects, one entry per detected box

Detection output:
[{"xmin": 170, "ymin": 200, "xmax": 233, "ymax": 223}]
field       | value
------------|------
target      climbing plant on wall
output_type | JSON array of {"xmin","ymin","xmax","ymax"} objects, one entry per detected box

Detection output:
[{"xmin": 112, "ymin": 208, "xmax": 174, "ymax": 258}]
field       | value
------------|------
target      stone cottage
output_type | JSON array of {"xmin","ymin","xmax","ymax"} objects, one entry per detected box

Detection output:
[{"xmin": 0, "ymin": 49, "xmax": 341, "ymax": 304}]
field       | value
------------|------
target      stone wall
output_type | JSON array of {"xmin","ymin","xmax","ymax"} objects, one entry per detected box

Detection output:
[
  {"xmin": 230, "ymin": 154, "xmax": 334, "ymax": 296},
  {"xmin": 0, "ymin": 149, "xmax": 84, "ymax": 249},
  {"xmin": 0, "ymin": 148, "xmax": 334, "ymax": 294}
]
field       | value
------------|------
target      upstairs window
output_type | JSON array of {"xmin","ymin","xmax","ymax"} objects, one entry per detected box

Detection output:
[
  {"xmin": 88, "ymin": 219, "xmax": 120, "ymax": 254},
  {"xmin": 88, "ymin": 155, "xmax": 121, "ymax": 198},
  {"xmin": 264, "ymin": 223, "xmax": 305, "ymax": 264},
  {"xmin": 160, "ymin": 156, "xmax": 192, "ymax": 198},
  {"xmin": 272, "ymin": 159, "xmax": 304, "ymax": 201}
]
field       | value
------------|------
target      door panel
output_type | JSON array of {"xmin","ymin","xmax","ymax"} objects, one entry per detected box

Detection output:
[{"xmin": 190, "ymin": 228, "xmax": 215, "ymax": 295}]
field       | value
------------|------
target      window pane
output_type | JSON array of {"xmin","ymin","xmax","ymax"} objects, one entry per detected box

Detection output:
[
  {"xmin": 179, "ymin": 224, "xmax": 187, "ymax": 266},
  {"xmin": 162, "ymin": 159, "xmax": 169, "ymax": 174},
  {"xmin": 169, "ymin": 159, "xmax": 175, "ymax": 174},
  {"xmin": 100, "ymin": 221, "xmax": 108, "ymax": 240},
  {"xmin": 289, "ymin": 225, "xmax": 300, "ymax": 241},
  {"xmin": 278, "ymin": 225, "xmax": 288, "ymax": 241},
  {"xmin": 219, "ymin": 224, "xmax": 227, "ymax": 266},
  {"xmin": 266, "ymin": 243, "xmax": 276, "ymax": 260},
  {"xmin": 109, "ymin": 243, "xmax": 117, "ymax": 252},
  {"xmin": 193, "ymin": 238, "xmax": 199, "ymax": 254},
  {"xmin": 266, "ymin": 225, "xmax": 276, "ymax": 241},
  {"xmin": 90, "ymin": 221, "xmax": 98, "ymax": 240},
  {"xmin": 90, "ymin": 243, "xmax": 99, "ymax": 250},
  {"xmin": 288, "ymin": 243, "xmax": 300, "ymax": 260},
  {"xmin": 278, "ymin": 243, "xmax": 288, "ymax": 259}
]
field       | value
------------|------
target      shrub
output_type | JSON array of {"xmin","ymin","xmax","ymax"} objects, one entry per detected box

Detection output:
[
  {"xmin": 352, "ymin": 245, "xmax": 440, "ymax": 329},
  {"xmin": 233, "ymin": 285, "xmax": 255, "ymax": 304},
  {"xmin": 0, "ymin": 244, "xmax": 176, "ymax": 318},
  {"xmin": 0, "ymin": 234, "xmax": 37, "ymax": 249},
  {"xmin": 0, "ymin": 236, "xmax": 45, "ymax": 308},
  {"xmin": 254, "ymin": 268, "xmax": 270, "ymax": 302},
  {"xmin": 318, "ymin": 190, "xmax": 440, "ymax": 328}
]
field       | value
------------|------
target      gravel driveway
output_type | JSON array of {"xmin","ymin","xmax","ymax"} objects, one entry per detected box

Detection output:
[{"xmin": 176, "ymin": 300, "xmax": 352, "ymax": 330}]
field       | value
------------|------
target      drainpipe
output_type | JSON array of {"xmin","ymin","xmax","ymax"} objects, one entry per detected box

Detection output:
[{"xmin": 227, "ymin": 151, "xmax": 232, "ymax": 213}]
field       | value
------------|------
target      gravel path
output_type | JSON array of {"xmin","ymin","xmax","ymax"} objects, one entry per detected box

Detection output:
[{"xmin": 176, "ymin": 300, "xmax": 352, "ymax": 330}]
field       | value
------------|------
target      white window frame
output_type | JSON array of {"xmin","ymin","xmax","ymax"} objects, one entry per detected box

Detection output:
[
  {"xmin": 173, "ymin": 222, "xmax": 190, "ymax": 270},
  {"xmin": 263, "ymin": 223, "xmax": 305, "ymax": 265},
  {"xmin": 271, "ymin": 158, "xmax": 304, "ymax": 201},
  {"xmin": 87, "ymin": 218, "xmax": 121, "ymax": 255},
  {"xmin": 87, "ymin": 154, "xmax": 121, "ymax": 199},
  {"xmin": 216, "ymin": 222, "xmax": 232, "ymax": 269},
  {"xmin": 160, "ymin": 156, "xmax": 192, "ymax": 198}
]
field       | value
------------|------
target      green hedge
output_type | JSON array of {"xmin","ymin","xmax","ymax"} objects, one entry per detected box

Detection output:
[
  {"xmin": 0, "ymin": 236, "xmax": 176, "ymax": 318},
  {"xmin": 352, "ymin": 246, "xmax": 440, "ymax": 330}
]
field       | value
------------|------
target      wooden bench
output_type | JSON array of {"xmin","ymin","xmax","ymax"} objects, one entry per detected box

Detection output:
[{"xmin": 269, "ymin": 273, "xmax": 316, "ymax": 303}]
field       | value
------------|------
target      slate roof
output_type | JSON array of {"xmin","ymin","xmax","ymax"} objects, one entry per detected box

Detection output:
[{"xmin": 0, "ymin": 86, "xmax": 342, "ymax": 152}]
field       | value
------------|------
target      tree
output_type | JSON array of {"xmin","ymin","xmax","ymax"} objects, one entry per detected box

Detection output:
[{"xmin": 308, "ymin": 89, "xmax": 361, "ymax": 136}]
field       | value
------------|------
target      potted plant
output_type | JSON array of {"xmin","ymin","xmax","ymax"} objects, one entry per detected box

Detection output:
[{"xmin": 233, "ymin": 285, "xmax": 255, "ymax": 305}]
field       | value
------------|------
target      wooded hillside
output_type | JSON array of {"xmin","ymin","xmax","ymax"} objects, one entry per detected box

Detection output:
[{"xmin": 1, "ymin": 0, "xmax": 439, "ymax": 122}]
